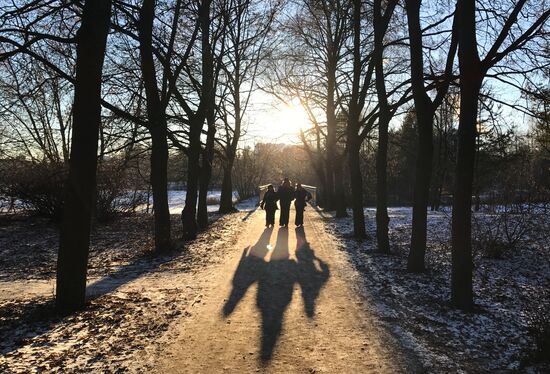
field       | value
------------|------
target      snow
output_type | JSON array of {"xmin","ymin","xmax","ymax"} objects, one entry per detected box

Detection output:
[
  {"xmin": 0, "ymin": 208, "xmax": 251, "ymax": 372},
  {"xmin": 323, "ymin": 206, "xmax": 550, "ymax": 372},
  {"xmin": 1, "ymin": 201, "xmax": 547, "ymax": 372},
  {"xmin": 161, "ymin": 190, "xmax": 241, "ymax": 214},
  {"xmin": 1, "ymin": 190, "xmax": 246, "ymax": 215}
]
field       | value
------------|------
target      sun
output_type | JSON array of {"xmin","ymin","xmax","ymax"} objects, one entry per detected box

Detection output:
[
  {"xmin": 247, "ymin": 94, "xmax": 313, "ymax": 143},
  {"xmin": 275, "ymin": 102, "xmax": 310, "ymax": 137}
]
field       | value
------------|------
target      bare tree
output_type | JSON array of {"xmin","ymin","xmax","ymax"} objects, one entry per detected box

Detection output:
[
  {"xmin": 56, "ymin": 0, "xmax": 111, "ymax": 312},
  {"xmin": 404, "ymin": 0, "xmax": 458, "ymax": 272},
  {"xmin": 451, "ymin": 0, "xmax": 549, "ymax": 310},
  {"xmin": 271, "ymin": 0, "xmax": 352, "ymax": 217},
  {"xmin": 216, "ymin": 0, "xmax": 277, "ymax": 214},
  {"xmin": 137, "ymin": 0, "xmax": 176, "ymax": 252},
  {"xmin": 372, "ymin": 0, "xmax": 400, "ymax": 248}
]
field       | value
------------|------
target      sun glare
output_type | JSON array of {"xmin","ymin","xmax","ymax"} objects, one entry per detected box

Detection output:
[{"xmin": 275, "ymin": 103, "xmax": 310, "ymax": 138}]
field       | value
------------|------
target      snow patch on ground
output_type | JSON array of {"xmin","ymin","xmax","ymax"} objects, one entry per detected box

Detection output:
[
  {"xmin": 323, "ymin": 207, "xmax": 550, "ymax": 372},
  {"xmin": 0, "ymin": 202, "xmax": 255, "ymax": 372}
]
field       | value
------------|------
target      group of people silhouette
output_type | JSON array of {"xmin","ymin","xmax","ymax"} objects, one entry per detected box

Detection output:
[{"xmin": 260, "ymin": 178, "xmax": 312, "ymax": 228}]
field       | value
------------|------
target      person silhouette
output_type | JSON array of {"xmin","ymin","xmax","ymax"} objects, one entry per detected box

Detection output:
[
  {"xmin": 260, "ymin": 184, "xmax": 278, "ymax": 227},
  {"xmin": 277, "ymin": 178, "xmax": 294, "ymax": 227},
  {"xmin": 294, "ymin": 183, "xmax": 312, "ymax": 227}
]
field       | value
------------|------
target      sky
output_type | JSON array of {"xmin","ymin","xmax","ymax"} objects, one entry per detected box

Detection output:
[
  {"xmin": 242, "ymin": 92, "xmax": 311, "ymax": 145},
  {"xmin": 240, "ymin": 75, "xmax": 539, "ymax": 148}
]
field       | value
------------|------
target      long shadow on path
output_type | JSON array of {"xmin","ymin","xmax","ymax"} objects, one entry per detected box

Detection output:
[{"xmin": 223, "ymin": 226, "xmax": 330, "ymax": 362}]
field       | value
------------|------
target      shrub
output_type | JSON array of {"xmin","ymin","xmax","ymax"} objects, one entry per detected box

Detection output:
[
  {"xmin": 0, "ymin": 159, "xmax": 148, "ymax": 222},
  {"xmin": 472, "ymin": 203, "xmax": 539, "ymax": 259},
  {"xmin": 0, "ymin": 160, "xmax": 66, "ymax": 220},
  {"xmin": 205, "ymin": 195, "xmax": 220, "ymax": 205}
]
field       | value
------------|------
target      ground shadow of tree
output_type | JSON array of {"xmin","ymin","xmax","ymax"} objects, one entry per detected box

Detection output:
[{"xmin": 223, "ymin": 226, "xmax": 330, "ymax": 362}]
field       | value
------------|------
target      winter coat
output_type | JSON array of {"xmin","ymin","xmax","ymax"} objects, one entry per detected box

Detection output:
[
  {"xmin": 277, "ymin": 185, "xmax": 295, "ymax": 204},
  {"xmin": 294, "ymin": 188, "xmax": 312, "ymax": 208},
  {"xmin": 261, "ymin": 190, "xmax": 279, "ymax": 211}
]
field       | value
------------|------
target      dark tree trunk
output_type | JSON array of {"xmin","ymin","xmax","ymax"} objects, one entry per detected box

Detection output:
[
  {"xmin": 346, "ymin": 0, "xmax": 367, "ymax": 238},
  {"xmin": 150, "ymin": 125, "xmax": 171, "ymax": 250},
  {"xmin": 405, "ymin": 0, "xmax": 435, "ymax": 273},
  {"xmin": 408, "ymin": 109, "xmax": 434, "ymax": 272},
  {"xmin": 375, "ymin": 118, "xmax": 390, "ymax": 253},
  {"xmin": 197, "ymin": 117, "xmax": 216, "ymax": 229},
  {"xmin": 182, "ymin": 0, "xmax": 212, "ymax": 239},
  {"xmin": 182, "ymin": 122, "xmax": 201, "ymax": 239},
  {"xmin": 451, "ymin": 80, "xmax": 479, "ymax": 311},
  {"xmin": 219, "ymin": 159, "xmax": 237, "ymax": 213},
  {"xmin": 431, "ymin": 127, "xmax": 443, "ymax": 211},
  {"xmin": 451, "ymin": 0, "xmax": 482, "ymax": 311},
  {"xmin": 56, "ymin": 0, "xmax": 111, "ymax": 313},
  {"xmin": 373, "ymin": 0, "xmax": 398, "ymax": 253},
  {"xmin": 334, "ymin": 157, "xmax": 348, "ymax": 218},
  {"xmin": 348, "ymin": 141, "xmax": 366, "ymax": 238},
  {"xmin": 138, "ymin": 0, "xmax": 171, "ymax": 252},
  {"xmin": 324, "ymin": 57, "xmax": 337, "ymax": 212},
  {"xmin": 324, "ymin": 158, "xmax": 336, "ymax": 211}
]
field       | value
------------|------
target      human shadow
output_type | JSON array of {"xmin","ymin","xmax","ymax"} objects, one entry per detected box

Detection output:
[
  {"xmin": 223, "ymin": 227, "xmax": 273, "ymax": 316},
  {"xmin": 257, "ymin": 227, "xmax": 294, "ymax": 361},
  {"xmin": 295, "ymin": 227, "xmax": 330, "ymax": 318},
  {"xmin": 222, "ymin": 226, "xmax": 330, "ymax": 363}
]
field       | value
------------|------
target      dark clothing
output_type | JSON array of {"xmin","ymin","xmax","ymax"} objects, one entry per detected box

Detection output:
[
  {"xmin": 294, "ymin": 188, "xmax": 312, "ymax": 226},
  {"xmin": 294, "ymin": 188, "xmax": 312, "ymax": 208},
  {"xmin": 277, "ymin": 185, "xmax": 295, "ymax": 203},
  {"xmin": 261, "ymin": 190, "xmax": 279, "ymax": 225},
  {"xmin": 277, "ymin": 185, "xmax": 294, "ymax": 225}
]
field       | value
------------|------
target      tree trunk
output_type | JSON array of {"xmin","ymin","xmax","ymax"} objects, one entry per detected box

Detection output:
[
  {"xmin": 182, "ymin": 123, "xmax": 201, "ymax": 239},
  {"xmin": 451, "ymin": 80, "xmax": 479, "ymax": 311},
  {"xmin": 348, "ymin": 140, "xmax": 366, "ymax": 238},
  {"xmin": 334, "ymin": 157, "xmax": 348, "ymax": 218},
  {"xmin": 182, "ymin": 0, "xmax": 212, "ymax": 239},
  {"xmin": 373, "ymin": 0, "xmax": 397, "ymax": 254},
  {"xmin": 138, "ymin": 0, "xmax": 171, "ymax": 252},
  {"xmin": 197, "ymin": 117, "xmax": 216, "ymax": 229},
  {"xmin": 324, "ymin": 57, "xmax": 337, "ymax": 212},
  {"xmin": 150, "ymin": 125, "xmax": 171, "ymax": 251},
  {"xmin": 56, "ymin": 0, "xmax": 111, "ymax": 313},
  {"xmin": 376, "ymin": 118, "xmax": 390, "ymax": 253},
  {"xmin": 408, "ymin": 111, "xmax": 434, "ymax": 272},
  {"xmin": 451, "ymin": 0, "xmax": 481, "ymax": 311},
  {"xmin": 219, "ymin": 158, "xmax": 237, "ymax": 213},
  {"xmin": 197, "ymin": 168, "xmax": 210, "ymax": 230},
  {"xmin": 405, "ymin": 0, "xmax": 435, "ymax": 273}
]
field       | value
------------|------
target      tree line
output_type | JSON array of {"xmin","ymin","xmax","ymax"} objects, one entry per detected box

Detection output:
[
  {"xmin": 0, "ymin": 0, "xmax": 548, "ymax": 313},
  {"xmin": 267, "ymin": 0, "xmax": 548, "ymax": 311}
]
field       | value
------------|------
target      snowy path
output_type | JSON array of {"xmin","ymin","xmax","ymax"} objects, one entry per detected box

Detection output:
[{"xmin": 153, "ymin": 207, "xmax": 421, "ymax": 373}]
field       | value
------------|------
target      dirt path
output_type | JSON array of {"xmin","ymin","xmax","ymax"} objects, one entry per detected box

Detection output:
[{"xmin": 154, "ymin": 207, "xmax": 421, "ymax": 373}]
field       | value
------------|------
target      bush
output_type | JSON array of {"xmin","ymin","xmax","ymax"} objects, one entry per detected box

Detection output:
[
  {"xmin": 472, "ymin": 203, "xmax": 539, "ymax": 259},
  {"xmin": 95, "ymin": 161, "xmax": 148, "ymax": 222},
  {"xmin": 0, "ymin": 160, "xmax": 66, "ymax": 220},
  {"xmin": 0, "ymin": 159, "xmax": 148, "ymax": 222}
]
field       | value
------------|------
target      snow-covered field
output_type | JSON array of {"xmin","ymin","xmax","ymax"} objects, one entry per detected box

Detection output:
[
  {"xmin": 0, "ymin": 190, "xmax": 253, "ymax": 214},
  {"xmin": 150, "ymin": 190, "xmax": 242, "ymax": 214},
  {"xmin": 323, "ymin": 206, "xmax": 550, "ymax": 372}
]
